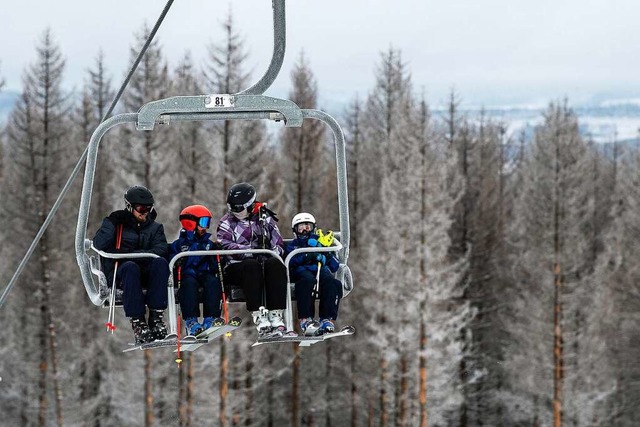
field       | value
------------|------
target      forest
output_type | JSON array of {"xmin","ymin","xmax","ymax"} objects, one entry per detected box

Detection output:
[{"xmin": 1, "ymin": 14, "xmax": 639, "ymax": 427}]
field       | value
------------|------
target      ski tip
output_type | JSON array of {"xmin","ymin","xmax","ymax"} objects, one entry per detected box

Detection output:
[{"xmin": 341, "ymin": 325, "xmax": 356, "ymax": 334}]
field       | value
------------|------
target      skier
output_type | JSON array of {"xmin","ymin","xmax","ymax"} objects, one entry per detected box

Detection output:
[
  {"xmin": 168, "ymin": 204, "xmax": 224, "ymax": 336},
  {"xmin": 93, "ymin": 185, "xmax": 169, "ymax": 344},
  {"xmin": 286, "ymin": 212, "xmax": 342, "ymax": 336},
  {"xmin": 216, "ymin": 182, "xmax": 288, "ymax": 337}
]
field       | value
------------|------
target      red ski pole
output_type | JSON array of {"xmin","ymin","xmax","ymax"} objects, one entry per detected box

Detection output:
[
  {"xmin": 106, "ymin": 224, "xmax": 123, "ymax": 332},
  {"xmin": 175, "ymin": 265, "xmax": 183, "ymax": 366}
]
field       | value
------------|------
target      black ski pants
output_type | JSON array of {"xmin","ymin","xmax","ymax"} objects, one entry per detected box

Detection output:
[
  {"xmin": 118, "ymin": 258, "xmax": 169, "ymax": 318},
  {"xmin": 225, "ymin": 258, "xmax": 287, "ymax": 312},
  {"xmin": 292, "ymin": 267, "xmax": 342, "ymax": 320},
  {"xmin": 178, "ymin": 273, "xmax": 222, "ymax": 319}
]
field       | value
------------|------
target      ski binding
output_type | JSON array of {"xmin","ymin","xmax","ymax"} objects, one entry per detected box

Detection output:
[{"xmin": 176, "ymin": 316, "xmax": 243, "ymax": 352}]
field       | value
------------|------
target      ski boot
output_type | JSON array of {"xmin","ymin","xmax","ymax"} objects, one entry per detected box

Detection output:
[
  {"xmin": 318, "ymin": 319, "xmax": 335, "ymax": 335},
  {"xmin": 268, "ymin": 309, "xmax": 286, "ymax": 336},
  {"xmin": 148, "ymin": 309, "xmax": 168, "ymax": 341},
  {"xmin": 300, "ymin": 318, "xmax": 320, "ymax": 336},
  {"xmin": 185, "ymin": 317, "xmax": 203, "ymax": 336},
  {"xmin": 202, "ymin": 316, "xmax": 225, "ymax": 330},
  {"xmin": 130, "ymin": 316, "xmax": 153, "ymax": 345},
  {"xmin": 252, "ymin": 306, "xmax": 272, "ymax": 338}
]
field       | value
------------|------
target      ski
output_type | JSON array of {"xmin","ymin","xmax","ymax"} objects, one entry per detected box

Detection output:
[
  {"xmin": 252, "ymin": 325, "xmax": 355, "ymax": 347},
  {"xmin": 123, "ymin": 335, "xmax": 206, "ymax": 353},
  {"xmin": 177, "ymin": 316, "xmax": 243, "ymax": 352},
  {"xmin": 299, "ymin": 325, "xmax": 355, "ymax": 347}
]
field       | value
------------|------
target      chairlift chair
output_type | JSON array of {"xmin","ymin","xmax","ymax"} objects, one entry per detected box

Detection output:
[{"xmin": 74, "ymin": 0, "xmax": 353, "ymax": 342}]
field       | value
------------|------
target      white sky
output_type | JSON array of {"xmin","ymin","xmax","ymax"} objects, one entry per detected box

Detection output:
[{"xmin": 2, "ymin": 0, "xmax": 640, "ymax": 108}]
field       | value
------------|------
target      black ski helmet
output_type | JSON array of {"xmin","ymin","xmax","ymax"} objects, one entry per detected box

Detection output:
[
  {"xmin": 124, "ymin": 185, "xmax": 155, "ymax": 211},
  {"xmin": 226, "ymin": 182, "xmax": 256, "ymax": 213}
]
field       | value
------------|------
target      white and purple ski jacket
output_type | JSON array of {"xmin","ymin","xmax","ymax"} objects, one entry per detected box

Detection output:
[{"xmin": 216, "ymin": 211, "xmax": 285, "ymax": 263}]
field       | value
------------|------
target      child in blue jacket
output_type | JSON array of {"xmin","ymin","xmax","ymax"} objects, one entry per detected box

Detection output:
[
  {"xmin": 286, "ymin": 212, "xmax": 342, "ymax": 336},
  {"xmin": 169, "ymin": 205, "xmax": 223, "ymax": 336}
]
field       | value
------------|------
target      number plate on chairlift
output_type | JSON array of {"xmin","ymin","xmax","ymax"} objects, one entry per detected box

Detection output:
[{"xmin": 205, "ymin": 94, "xmax": 234, "ymax": 108}]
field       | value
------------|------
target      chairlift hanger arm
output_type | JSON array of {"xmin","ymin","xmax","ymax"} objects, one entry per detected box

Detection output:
[
  {"xmin": 136, "ymin": 95, "xmax": 303, "ymax": 130},
  {"xmin": 238, "ymin": 0, "xmax": 286, "ymax": 95}
]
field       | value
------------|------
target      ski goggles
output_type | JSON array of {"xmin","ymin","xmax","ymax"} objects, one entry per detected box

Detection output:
[
  {"xmin": 133, "ymin": 204, "xmax": 153, "ymax": 214},
  {"xmin": 295, "ymin": 222, "xmax": 315, "ymax": 232},
  {"xmin": 228, "ymin": 200, "xmax": 255, "ymax": 213},
  {"xmin": 179, "ymin": 214, "xmax": 212, "ymax": 229}
]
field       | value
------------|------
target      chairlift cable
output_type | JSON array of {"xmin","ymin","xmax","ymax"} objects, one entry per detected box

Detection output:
[{"xmin": 0, "ymin": 0, "xmax": 176, "ymax": 309}]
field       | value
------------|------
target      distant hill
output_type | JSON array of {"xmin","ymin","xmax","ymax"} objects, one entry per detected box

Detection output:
[{"xmin": 439, "ymin": 100, "xmax": 640, "ymax": 144}]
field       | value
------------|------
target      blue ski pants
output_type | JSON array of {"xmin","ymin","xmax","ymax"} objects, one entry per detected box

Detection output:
[
  {"xmin": 292, "ymin": 267, "xmax": 342, "ymax": 320},
  {"xmin": 177, "ymin": 273, "xmax": 222, "ymax": 319},
  {"xmin": 118, "ymin": 258, "xmax": 169, "ymax": 318}
]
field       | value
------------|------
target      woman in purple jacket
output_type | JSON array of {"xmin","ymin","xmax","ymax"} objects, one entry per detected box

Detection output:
[{"xmin": 216, "ymin": 182, "xmax": 287, "ymax": 337}]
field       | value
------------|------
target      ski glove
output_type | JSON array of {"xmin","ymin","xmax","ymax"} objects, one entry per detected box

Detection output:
[
  {"xmin": 307, "ymin": 238, "xmax": 320, "ymax": 247},
  {"xmin": 305, "ymin": 253, "xmax": 326, "ymax": 265},
  {"xmin": 108, "ymin": 210, "xmax": 129, "ymax": 225}
]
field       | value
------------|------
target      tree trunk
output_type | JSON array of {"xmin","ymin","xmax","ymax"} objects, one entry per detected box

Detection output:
[
  {"xmin": 179, "ymin": 354, "xmax": 185, "ymax": 427},
  {"xmin": 145, "ymin": 350, "xmax": 154, "ymax": 427},
  {"xmin": 47, "ymin": 303, "xmax": 63, "ymax": 427},
  {"xmin": 553, "ymin": 260, "xmax": 564, "ymax": 427},
  {"xmin": 220, "ymin": 339, "xmax": 228, "ymax": 427},
  {"xmin": 379, "ymin": 357, "xmax": 388, "ymax": 427},
  {"xmin": 325, "ymin": 345, "xmax": 332, "ymax": 427},
  {"xmin": 398, "ymin": 355, "xmax": 408, "ymax": 427},
  {"xmin": 367, "ymin": 391, "xmax": 374, "ymax": 427},
  {"xmin": 553, "ymin": 130, "xmax": 564, "ymax": 427},
  {"xmin": 351, "ymin": 352, "xmax": 357, "ymax": 427},
  {"xmin": 267, "ymin": 352, "xmax": 274, "ymax": 427},
  {"xmin": 187, "ymin": 354, "xmax": 194, "ymax": 427},
  {"xmin": 419, "ymin": 302, "xmax": 428, "ymax": 427},
  {"xmin": 292, "ymin": 344, "xmax": 300, "ymax": 427},
  {"xmin": 38, "ymin": 301, "xmax": 48, "ymax": 427},
  {"xmin": 232, "ymin": 342, "xmax": 241, "ymax": 426},
  {"xmin": 245, "ymin": 351, "xmax": 253, "ymax": 427}
]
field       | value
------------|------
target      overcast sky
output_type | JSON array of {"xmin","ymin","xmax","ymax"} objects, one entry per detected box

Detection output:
[{"xmin": 3, "ymin": 0, "xmax": 640, "ymax": 108}]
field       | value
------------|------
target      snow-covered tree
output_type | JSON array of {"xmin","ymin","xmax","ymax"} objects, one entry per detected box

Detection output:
[
  {"xmin": 0, "ymin": 28, "xmax": 72, "ymax": 426},
  {"xmin": 498, "ymin": 102, "xmax": 594, "ymax": 426}
]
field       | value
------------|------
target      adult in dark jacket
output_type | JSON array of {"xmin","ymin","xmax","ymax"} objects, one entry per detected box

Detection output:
[
  {"xmin": 93, "ymin": 185, "xmax": 169, "ymax": 344},
  {"xmin": 168, "ymin": 204, "xmax": 223, "ymax": 336},
  {"xmin": 286, "ymin": 212, "xmax": 342, "ymax": 336}
]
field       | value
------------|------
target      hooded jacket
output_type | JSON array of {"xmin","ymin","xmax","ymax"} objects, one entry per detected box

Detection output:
[
  {"xmin": 216, "ymin": 209, "xmax": 284, "ymax": 263},
  {"xmin": 168, "ymin": 229, "xmax": 219, "ymax": 278},
  {"xmin": 285, "ymin": 233, "xmax": 340, "ymax": 276},
  {"xmin": 93, "ymin": 209, "xmax": 168, "ymax": 283}
]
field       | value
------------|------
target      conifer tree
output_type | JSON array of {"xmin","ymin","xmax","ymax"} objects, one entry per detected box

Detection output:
[
  {"xmin": 203, "ymin": 11, "xmax": 273, "ymax": 425},
  {"xmin": 499, "ymin": 102, "xmax": 593, "ymax": 425},
  {"xmin": 279, "ymin": 51, "xmax": 327, "ymax": 221},
  {"xmin": 1, "ymin": 28, "xmax": 71, "ymax": 426},
  {"xmin": 71, "ymin": 49, "xmax": 118, "ymax": 425},
  {"xmin": 118, "ymin": 24, "xmax": 173, "ymax": 427}
]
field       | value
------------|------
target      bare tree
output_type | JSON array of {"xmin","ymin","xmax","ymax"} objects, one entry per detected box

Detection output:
[
  {"xmin": 119, "ymin": 24, "xmax": 172, "ymax": 427},
  {"xmin": 1, "ymin": 28, "xmax": 70, "ymax": 427}
]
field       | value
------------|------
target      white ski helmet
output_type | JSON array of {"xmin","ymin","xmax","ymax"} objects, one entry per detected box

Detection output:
[{"xmin": 291, "ymin": 212, "xmax": 316, "ymax": 234}]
